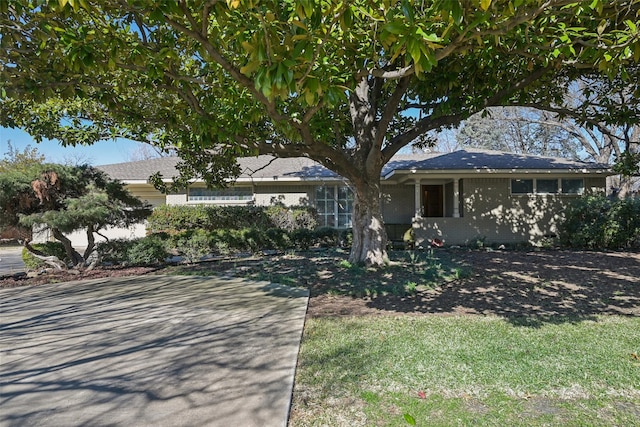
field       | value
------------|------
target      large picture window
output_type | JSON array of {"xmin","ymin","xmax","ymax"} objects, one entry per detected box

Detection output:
[
  {"xmin": 188, "ymin": 187, "xmax": 253, "ymax": 202},
  {"xmin": 316, "ymin": 185, "xmax": 353, "ymax": 228}
]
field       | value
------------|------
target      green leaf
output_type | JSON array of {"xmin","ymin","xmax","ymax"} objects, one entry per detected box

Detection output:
[
  {"xmin": 240, "ymin": 60, "xmax": 260, "ymax": 75},
  {"xmin": 384, "ymin": 20, "xmax": 406, "ymax": 35},
  {"xmin": 304, "ymin": 89, "xmax": 315, "ymax": 105},
  {"xmin": 406, "ymin": 38, "xmax": 422, "ymax": 63},
  {"xmin": 415, "ymin": 28, "xmax": 439, "ymax": 42},
  {"xmin": 480, "ymin": 0, "xmax": 492, "ymax": 12},
  {"xmin": 403, "ymin": 413, "xmax": 417, "ymax": 425}
]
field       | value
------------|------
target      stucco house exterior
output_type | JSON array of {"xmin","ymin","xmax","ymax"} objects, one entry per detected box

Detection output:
[{"xmin": 86, "ymin": 148, "xmax": 610, "ymax": 248}]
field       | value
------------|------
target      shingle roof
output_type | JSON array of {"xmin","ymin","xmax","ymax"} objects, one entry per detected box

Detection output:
[
  {"xmin": 98, "ymin": 156, "xmax": 182, "ymax": 181},
  {"xmin": 98, "ymin": 149, "xmax": 608, "ymax": 183},
  {"xmin": 402, "ymin": 149, "xmax": 607, "ymax": 171}
]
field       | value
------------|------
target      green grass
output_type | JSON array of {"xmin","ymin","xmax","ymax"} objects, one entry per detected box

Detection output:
[{"xmin": 291, "ymin": 316, "xmax": 640, "ymax": 426}]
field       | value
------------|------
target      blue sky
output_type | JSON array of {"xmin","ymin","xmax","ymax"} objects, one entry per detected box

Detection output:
[{"xmin": 1, "ymin": 127, "xmax": 146, "ymax": 166}]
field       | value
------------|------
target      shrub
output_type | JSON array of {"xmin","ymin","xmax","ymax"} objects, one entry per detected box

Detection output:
[
  {"xmin": 208, "ymin": 229, "xmax": 231, "ymax": 255},
  {"xmin": 559, "ymin": 196, "xmax": 640, "ymax": 249},
  {"xmin": 96, "ymin": 239, "xmax": 131, "ymax": 264},
  {"xmin": 126, "ymin": 236, "xmax": 168, "ymax": 265},
  {"xmin": 290, "ymin": 228, "xmax": 315, "ymax": 250},
  {"xmin": 97, "ymin": 235, "xmax": 168, "ymax": 266},
  {"xmin": 265, "ymin": 205, "xmax": 318, "ymax": 231},
  {"xmin": 605, "ymin": 198, "xmax": 640, "ymax": 248},
  {"xmin": 315, "ymin": 226, "xmax": 341, "ymax": 247},
  {"xmin": 22, "ymin": 241, "xmax": 68, "ymax": 270},
  {"xmin": 239, "ymin": 228, "xmax": 267, "ymax": 252},
  {"xmin": 265, "ymin": 228, "xmax": 291, "ymax": 250},
  {"xmin": 340, "ymin": 228, "xmax": 353, "ymax": 248},
  {"xmin": 147, "ymin": 204, "xmax": 317, "ymax": 233},
  {"xmin": 292, "ymin": 207, "xmax": 318, "ymax": 230},
  {"xmin": 147, "ymin": 204, "xmax": 210, "ymax": 233},
  {"xmin": 206, "ymin": 206, "xmax": 271, "ymax": 230},
  {"xmin": 170, "ymin": 229, "xmax": 212, "ymax": 263}
]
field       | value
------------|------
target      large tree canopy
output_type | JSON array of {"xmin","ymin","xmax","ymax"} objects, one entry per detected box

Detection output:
[{"xmin": 1, "ymin": 0, "xmax": 639, "ymax": 265}]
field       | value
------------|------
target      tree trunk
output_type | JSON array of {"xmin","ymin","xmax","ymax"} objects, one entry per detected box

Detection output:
[
  {"xmin": 84, "ymin": 225, "xmax": 96, "ymax": 261},
  {"xmin": 51, "ymin": 228, "xmax": 84, "ymax": 267},
  {"xmin": 24, "ymin": 240, "xmax": 66, "ymax": 270},
  {"xmin": 349, "ymin": 179, "xmax": 389, "ymax": 266}
]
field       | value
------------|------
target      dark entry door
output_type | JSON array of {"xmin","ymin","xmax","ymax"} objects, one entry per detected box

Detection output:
[{"xmin": 422, "ymin": 185, "xmax": 443, "ymax": 217}]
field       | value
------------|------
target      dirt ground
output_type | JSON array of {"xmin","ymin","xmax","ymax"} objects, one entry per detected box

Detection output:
[
  {"xmin": 2, "ymin": 249, "xmax": 639, "ymax": 320},
  {"xmin": 306, "ymin": 250, "xmax": 640, "ymax": 320}
]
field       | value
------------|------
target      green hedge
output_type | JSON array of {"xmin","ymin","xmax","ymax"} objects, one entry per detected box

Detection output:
[
  {"xmin": 97, "ymin": 235, "xmax": 168, "ymax": 266},
  {"xmin": 97, "ymin": 226, "xmax": 350, "ymax": 266},
  {"xmin": 559, "ymin": 196, "xmax": 640, "ymax": 249},
  {"xmin": 21, "ymin": 242, "xmax": 68, "ymax": 270},
  {"xmin": 147, "ymin": 205, "xmax": 318, "ymax": 233}
]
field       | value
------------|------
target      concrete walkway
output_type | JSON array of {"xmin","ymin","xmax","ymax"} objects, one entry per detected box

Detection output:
[{"xmin": 0, "ymin": 275, "xmax": 309, "ymax": 427}]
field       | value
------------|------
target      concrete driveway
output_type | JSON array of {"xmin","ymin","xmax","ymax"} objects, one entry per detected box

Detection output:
[
  {"xmin": 0, "ymin": 275, "xmax": 309, "ymax": 427},
  {"xmin": 0, "ymin": 247, "xmax": 24, "ymax": 276}
]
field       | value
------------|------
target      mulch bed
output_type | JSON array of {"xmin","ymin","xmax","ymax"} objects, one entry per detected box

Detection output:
[{"xmin": 307, "ymin": 250, "xmax": 640, "ymax": 319}]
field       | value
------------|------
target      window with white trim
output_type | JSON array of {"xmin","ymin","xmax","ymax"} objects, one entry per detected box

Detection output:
[
  {"xmin": 316, "ymin": 185, "xmax": 353, "ymax": 228},
  {"xmin": 510, "ymin": 178, "xmax": 584, "ymax": 195},
  {"xmin": 188, "ymin": 187, "xmax": 253, "ymax": 202}
]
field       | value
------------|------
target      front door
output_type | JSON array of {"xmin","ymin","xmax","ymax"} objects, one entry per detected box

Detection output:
[{"xmin": 422, "ymin": 185, "xmax": 443, "ymax": 217}]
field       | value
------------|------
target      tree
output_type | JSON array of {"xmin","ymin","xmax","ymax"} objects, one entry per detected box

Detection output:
[
  {"xmin": 128, "ymin": 143, "xmax": 173, "ymax": 162},
  {"xmin": 455, "ymin": 107, "xmax": 583, "ymax": 158},
  {"xmin": 0, "ymin": 163, "xmax": 152, "ymax": 267},
  {"xmin": 453, "ymin": 71, "xmax": 640, "ymax": 195},
  {"xmin": 0, "ymin": 141, "xmax": 46, "ymax": 173},
  {"xmin": 1, "ymin": 1, "xmax": 639, "ymax": 265}
]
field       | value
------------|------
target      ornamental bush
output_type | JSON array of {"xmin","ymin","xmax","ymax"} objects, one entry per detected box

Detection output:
[{"xmin": 559, "ymin": 196, "xmax": 640, "ymax": 249}]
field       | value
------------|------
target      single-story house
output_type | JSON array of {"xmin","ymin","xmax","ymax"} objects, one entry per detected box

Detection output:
[{"xmin": 62, "ymin": 148, "xmax": 610, "ymax": 248}]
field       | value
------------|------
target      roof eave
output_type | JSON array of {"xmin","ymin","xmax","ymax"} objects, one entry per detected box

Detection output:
[{"xmin": 385, "ymin": 167, "xmax": 612, "ymax": 177}]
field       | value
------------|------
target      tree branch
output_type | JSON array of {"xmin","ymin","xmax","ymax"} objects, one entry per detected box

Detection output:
[
  {"xmin": 382, "ymin": 113, "xmax": 467, "ymax": 162},
  {"xmin": 161, "ymin": 14, "xmax": 293, "ymax": 126},
  {"xmin": 375, "ymin": 76, "xmax": 410, "ymax": 150}
]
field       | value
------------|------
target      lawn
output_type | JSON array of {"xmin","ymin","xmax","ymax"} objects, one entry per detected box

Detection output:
[{"xmin": 290, "ymin": 316, "xmax": 640, "ymax": 426}]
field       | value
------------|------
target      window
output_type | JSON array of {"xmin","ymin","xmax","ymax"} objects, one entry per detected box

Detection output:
[
  {"xmin": 511, "ymin": 178, "xmax": 585, "ymax": 195},
  {"xmin": 511, "ymin": 179, "xmax": 533, "ymax": 194},
  {"xmin": 537, "ymin": 179, "xmax": 559, "ymax": 194},
  {"xmin": 188, "ymin": 187, "xmax": 253, "ymax": 202},
  {"xmin": 316, "ymin": 185, "xmax": 353, "ymax": 228},
  {"xmin": 561, "ymin": 179, "xmax": 584, "ymax": 195}
]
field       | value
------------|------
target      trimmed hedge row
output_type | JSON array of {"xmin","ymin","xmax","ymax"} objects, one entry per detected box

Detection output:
[
  {"xmin": 147, "ymin": 204, "xmax": 317, "ymax": 233},
  {"xmin": 96, "ymin": 227, "xmax": 352, "ymax": 266},
  {"xmin": 559, "ymin": 195, "xmax": 640, "ymax": 249}
]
